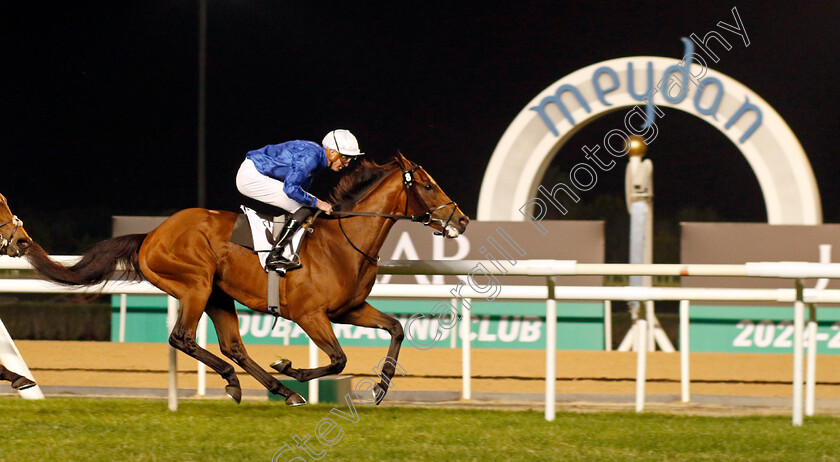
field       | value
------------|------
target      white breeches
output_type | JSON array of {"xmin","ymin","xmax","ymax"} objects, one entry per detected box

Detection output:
[{"xmin": 235, "ymin": 159, "xmax": 305, "ymax": 212}]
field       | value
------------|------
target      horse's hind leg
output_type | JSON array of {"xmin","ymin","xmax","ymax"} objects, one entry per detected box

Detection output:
[
  {"xmin": 139, "ymin": 225, "xmax": 248, "ymax": 403},
  {"xmin": 205, "ymin": 289, "xmax": 306, "ymax": 406},
  {"xmin": 332, "ymin": 302, "xmax": 404, "ymax": 404},
  {"xmin": 164, "ymin": 287, "xmax": 246, "ymax": 403}
]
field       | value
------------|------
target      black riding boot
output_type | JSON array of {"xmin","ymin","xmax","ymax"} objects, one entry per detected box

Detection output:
[
  {"xmin": 265, "ymin": 208, "xmax": 314, "ymax": 272},
  {"xmin": 265, "ymin": 219, "xmax": 303, "ymax": 271}
]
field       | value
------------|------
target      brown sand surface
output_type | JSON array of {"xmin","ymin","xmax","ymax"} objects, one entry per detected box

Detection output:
[{"xmin": 13, "ymin": 340, "xmax": 840, "ymax": 399}]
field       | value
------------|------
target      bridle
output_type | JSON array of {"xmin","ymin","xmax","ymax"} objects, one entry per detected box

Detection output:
[
  {"xmin": 0, "ymin": 215, "xmax": 24, "ymax": 253},
  {"xmin": 396, "ymin": 161, "xmax": 457, "ymax": 234},
  {"xmin": 331, "ymin": 158, "xmax": 459, "ymax": 263}
]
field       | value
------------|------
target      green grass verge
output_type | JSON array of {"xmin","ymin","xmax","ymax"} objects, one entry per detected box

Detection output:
[{"xmin": 2, "ymin": 397, "xmax": 840, "ymax": 461}]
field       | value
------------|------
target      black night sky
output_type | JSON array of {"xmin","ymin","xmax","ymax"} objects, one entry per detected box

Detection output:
[{"xmin": 2, "ymin": 2, "xmax": 839, "ymax": 252}]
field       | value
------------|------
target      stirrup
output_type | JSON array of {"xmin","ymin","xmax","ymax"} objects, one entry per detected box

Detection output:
[
  {"xmin": 266, "ymin": 260, "xmax": 300, "ymax": 271},
  {"xmin": 286, "ymin": 254, "xmax": 302, "ymax": 269},
  {"xmin": 266, "ymin": 252, "xmax": 301, "ymax": 272}
]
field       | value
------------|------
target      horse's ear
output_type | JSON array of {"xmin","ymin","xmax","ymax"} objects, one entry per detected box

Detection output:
[{"xmin": 394, "ymin": 151, "xmax": 410, "ymax": 168}]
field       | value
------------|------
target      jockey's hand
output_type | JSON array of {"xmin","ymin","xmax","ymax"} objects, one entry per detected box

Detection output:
[{"xmin": 316, "ymin": 200, "xmax": 333, "ymax": 215}]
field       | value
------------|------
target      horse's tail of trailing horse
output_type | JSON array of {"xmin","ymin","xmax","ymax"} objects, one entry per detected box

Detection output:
[{"xmin": 25, "ymin": 234, "xmax": 147, "ymax": 286}]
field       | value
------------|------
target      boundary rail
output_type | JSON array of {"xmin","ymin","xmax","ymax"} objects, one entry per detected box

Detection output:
[{"xmin": 3, "ymin": 257, "xmax": 840, "ymax": 425}]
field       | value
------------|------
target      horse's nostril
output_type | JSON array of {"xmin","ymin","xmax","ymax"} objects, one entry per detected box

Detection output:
[
  {"xmin": 16, "ymin": 239, "xmax": 31, "ymax": 249},
  {"xmin": 459, "ymin": 217, "xmax": 469, "ymax": 226}
]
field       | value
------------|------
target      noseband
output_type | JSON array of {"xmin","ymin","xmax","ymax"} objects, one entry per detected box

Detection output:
[{"xmin": 0, "ymin": 215, "xmax": 24, "ymax": 252}]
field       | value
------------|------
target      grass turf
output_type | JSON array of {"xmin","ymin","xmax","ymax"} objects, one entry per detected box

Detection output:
[{"xmin": 2, "ymin": 396, "xmax": 840, "ymax": 461}]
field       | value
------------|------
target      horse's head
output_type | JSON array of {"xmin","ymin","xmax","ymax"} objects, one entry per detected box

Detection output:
[
  {"xmin": 0, "ymin": 194, "xmax": 33, "ymax": 257},
  {"xmin": 394, "ymin": 153, "xmax": 469, "ymax": 238}
]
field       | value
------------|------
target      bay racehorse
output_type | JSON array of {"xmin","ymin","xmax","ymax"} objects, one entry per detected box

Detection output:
[
  {"xmin": 23, "ymin": 154, "xmax": 469, "ymax": 405},
  {"xmin": 0, "ymin": 194, "xmax": 37, "ymax": 391}
]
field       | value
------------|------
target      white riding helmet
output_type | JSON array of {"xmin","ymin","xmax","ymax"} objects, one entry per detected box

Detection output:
[{"xmin": 323, "ymin": 129, "xmax": 364, "ymax": 158}]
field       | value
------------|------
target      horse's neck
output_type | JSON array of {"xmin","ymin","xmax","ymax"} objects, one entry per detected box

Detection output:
[{"xmin": 338, "ymin": 170, "xmax": 406, "ymax": 261}]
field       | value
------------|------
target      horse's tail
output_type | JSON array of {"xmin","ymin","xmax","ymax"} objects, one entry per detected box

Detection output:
[{"xmin": 26, "ymin": 234, "xmax": 147, "ymax": 286}]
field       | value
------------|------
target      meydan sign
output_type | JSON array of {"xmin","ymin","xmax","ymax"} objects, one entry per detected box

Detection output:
[{"xmin": 477, "ymin": 47, "xmax": 821, "ymax": 225}]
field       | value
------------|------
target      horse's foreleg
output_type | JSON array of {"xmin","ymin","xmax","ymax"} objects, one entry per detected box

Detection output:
[
  {"xmin": 204, "ymin": 299, "xmax": 305, "ymax": 406},
  {"xmin": 275, "ymin": 312, "xmax": 347, "ymax": 383},
  {"xmin": 0, "ymin": 364, "xmax": 36, "ymax": 390},
  {"xmin": 0, "ymin": 364, "xmax": 13, "ymax": 381},
  {"xmin": 332, "ymin": 303, "xmax": 404, "ymax": 404}
]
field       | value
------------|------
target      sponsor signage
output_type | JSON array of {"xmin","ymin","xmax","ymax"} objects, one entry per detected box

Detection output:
[
  {"xmin": 689, "ymin": 306, "xmax": 840, "ymax": 354},
  {"xmin": 378, "ymin": 220, "xmax": 604, "ymax": 286},
  {"xmin": 111, "ymin": 297, "xmax": 606, "ymax": 350},
  {"xmin": 681, "ymin": 222, "xmax": 840, "ymax": 289},
  {"xmin": 682, "ymin": 223, "xmax": 840, "ymax": 354}
]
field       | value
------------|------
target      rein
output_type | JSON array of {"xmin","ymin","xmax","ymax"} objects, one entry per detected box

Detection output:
[
  {"xmin": 337, "ymin": 218, "xmax": 380, "ymax": 264},
  {"xmin": 331, "ymin": 209, "xmax": 428, "ymax": 222},
  {"xmin": 332, "ymin": 209, "xmax": 425, "ymax": 265},
  {"xmin": 0, "ymin": 216, "xmax": 23, "ymax": 252}
]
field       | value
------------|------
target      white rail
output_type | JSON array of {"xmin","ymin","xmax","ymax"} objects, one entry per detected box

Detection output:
[
  {"xmin": 3, "ymin": 257, "xmax": 839, "ymax": 425},
  {"xmin": 379, "ymin": 260, "xmax": 840, "ymax": 426},
  {"xmin": 379, "ymin": 259, "xmax": 840, "ymax": 278}
]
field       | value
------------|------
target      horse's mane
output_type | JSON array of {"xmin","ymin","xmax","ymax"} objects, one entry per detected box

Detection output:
[{"xmin": 329, "ymin": 158, "xmax": 400, "ymax": 210}]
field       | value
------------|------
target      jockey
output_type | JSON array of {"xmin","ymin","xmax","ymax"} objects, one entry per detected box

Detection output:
[{"xmin": 236, "ymin": 129, "xmax": 364, "ymax": 271}]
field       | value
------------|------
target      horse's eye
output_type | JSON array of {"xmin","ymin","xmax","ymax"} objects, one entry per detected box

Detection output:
[{"xmin": 424, "ymin": 183, "xmax": 433, "ymax": 190}]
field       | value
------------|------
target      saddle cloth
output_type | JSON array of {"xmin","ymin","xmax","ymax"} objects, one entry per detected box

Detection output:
[{"xmin": 230, "ymin": 205, "xmax": 305, "ymax": 272}]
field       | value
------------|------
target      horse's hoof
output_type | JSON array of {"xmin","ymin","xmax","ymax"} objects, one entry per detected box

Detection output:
[
  {"xmin": 374, "ymin": 383, "xmax": 387, "ymax": 405},
  {"xmin": 285, "ymin": 393, "xmax": 307, "ymax": 406},
  {"xmin": 11, "ymin": 377, "xmax": 36, "ymax": 391},
  {"xmin": 358, "ymin": 383, "xmax": 386, "ymax": 405},
  {"xmin": 270, "ymin": 359, "xmax": 292, "ymax": 375},
  {"xmin": 225, "ymin": 385, "xmax": 242, "ymax": 404}
]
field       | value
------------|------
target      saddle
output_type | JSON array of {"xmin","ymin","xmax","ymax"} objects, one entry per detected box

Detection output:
[
  {"xmin": 229, "ymin": 205, "xmax": 323, "ymax": 317},
  {"xmin": 229, "ymin": 206, "xmax": 311, "ymax": 272},
  {"xmin": 229, "ymin": 206, "xmax": 275, "ymax": 252}
]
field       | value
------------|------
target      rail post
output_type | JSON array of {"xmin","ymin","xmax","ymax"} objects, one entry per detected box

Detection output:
[
  {"xmin": 309, "ymin": 336, "xmax": 319, "ymax": 404},
  {"xmin": 545, "ymin": 276, "xmax": 557, "ymax": 421},
  {"xmin": 806, "ymin": 304, "xmax": 817, "ymax": 416},
  {"xmin": 793, "ymin": 279, "xmax": 804, "ymax": 426},
  {"xmin": 166, "ymin": 295, "xmax": 178, "ymax": 412},
  {"xmin": 603, "ymin": 300, "xmax": 612, "ymax": 351},
  {"xmin": 461, "ymin": 298, "xmax": 472, "ymax": 400},
  {"xmin": 118, "ymin": 293, "xmax": 127, "ymax": 342},
  {"xmin": 680, "ymin": 300, "xmax": 690, "ymax": 403},
  {"xmin": 197, "ymin": 313, "xmax": 207, "ymax": 396},
  {"xmin": 635, "ymin": 319, "xmax": 647, "ymax": 412}
]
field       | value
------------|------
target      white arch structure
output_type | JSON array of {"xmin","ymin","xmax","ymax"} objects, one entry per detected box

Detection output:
[{"xmin": 477, "ymin": 56, "xmax": 821, "ymax": 224}]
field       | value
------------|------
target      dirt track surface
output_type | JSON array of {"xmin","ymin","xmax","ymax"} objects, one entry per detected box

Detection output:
[{"xmin": 12, "ymin": 341, "xmax": 840, "ymax": 400}]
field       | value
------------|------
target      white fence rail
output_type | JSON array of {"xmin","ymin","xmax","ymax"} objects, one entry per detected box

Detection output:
[{"xmin": 3, "ymin": 257, "xmax": 840, "ymax": 425}]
